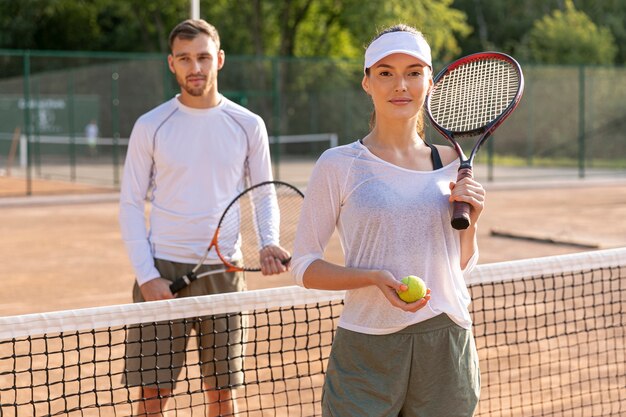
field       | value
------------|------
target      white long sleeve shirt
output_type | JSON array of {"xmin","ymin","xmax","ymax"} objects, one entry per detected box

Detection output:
[
  {"xmin": 119, "ymin": 96, "xmax": 273, "ymax": 285},
  {"xmin": 291, "ymin": 141, "xmax": 478, "ymax": 334}
]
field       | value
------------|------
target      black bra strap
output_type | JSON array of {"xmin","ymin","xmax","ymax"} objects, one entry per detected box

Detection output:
[
  {"xmin": 359, "ymin": 139, "xmax": 443, "ymax": 170},
  {"xmin": 428, "ymin": 143, "xmax": 443, "ymax": 170}
]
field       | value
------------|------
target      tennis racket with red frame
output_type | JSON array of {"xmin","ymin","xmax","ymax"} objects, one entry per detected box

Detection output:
[
  {"xmin": 426, "ymin": 51, "xmax": 524, "ymax": 230},
  {"xmin": 169, "ymin": 180, "xmax": 304, "ymax": 294}
]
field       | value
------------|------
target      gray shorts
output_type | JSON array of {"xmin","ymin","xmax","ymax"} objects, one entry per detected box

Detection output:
[
  {"xmin": 322, "ymin": 314, "xmax": 480, "ymax": 417},
  {"xmin": 123, "ymin": 259, "xmax": 247, "ymax": 390}
]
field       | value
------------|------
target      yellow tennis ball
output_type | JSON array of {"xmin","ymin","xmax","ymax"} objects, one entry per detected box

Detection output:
[{"xmin": 396, "ymin": 275, "xmax": 427, "ymax": 303}]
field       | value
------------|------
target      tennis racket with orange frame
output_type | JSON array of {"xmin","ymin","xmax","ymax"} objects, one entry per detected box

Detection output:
[
  {"xmin": 426, "ymin": 51, "xmax": 524, "ymax": 230},
  {"xmin": 169, "ymin": 180, "xmax": 304, "ymax": 294}
]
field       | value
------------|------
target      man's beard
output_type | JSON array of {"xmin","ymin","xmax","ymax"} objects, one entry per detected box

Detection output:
[{"xmin": 176, "ymin": 73, "xmax": 208, "ymax": 96}]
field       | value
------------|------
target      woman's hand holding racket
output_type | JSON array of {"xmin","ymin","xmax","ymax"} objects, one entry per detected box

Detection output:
[
  {"xmin": 448, "ymin": 176, "xmax": 486, "ymax": 229},
  {"xmin": 426, "ymin": 52, "xmax": 524, "ymax": 229},
  {"xmin": 169, "ymin": 181, "xmax": 304, "ymax": 294}
]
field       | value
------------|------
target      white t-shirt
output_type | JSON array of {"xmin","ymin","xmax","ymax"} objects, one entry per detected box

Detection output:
[
  {"xmin": 119, "ymin": 95, "xmax": 273, "ymax": 285},
  {"xmin": 291, "ymin": 141, "xmax": 478, "ymax": 334}
]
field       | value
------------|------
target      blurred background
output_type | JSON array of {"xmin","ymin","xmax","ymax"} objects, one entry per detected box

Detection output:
[
  {"xmin": 0, "ymin": 5, "xmax": 624, "ymax": 415},
  {"xmin": 0, "ymin": 0, "xmax": 625, "ymax": 195}
]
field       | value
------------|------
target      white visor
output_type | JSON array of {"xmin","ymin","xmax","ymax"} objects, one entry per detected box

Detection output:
[{"xmin": 364, "ymin": 31, "xmax": 432, "ymax": 73}]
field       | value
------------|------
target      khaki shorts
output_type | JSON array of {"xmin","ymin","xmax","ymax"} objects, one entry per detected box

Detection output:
[
  {"xmin": 322, "ymin": 314, "xmax": 480, "ymax": 417},
  {"xmin": 123, "ymin": 259, "xmax": 247, "ymax": 390}
]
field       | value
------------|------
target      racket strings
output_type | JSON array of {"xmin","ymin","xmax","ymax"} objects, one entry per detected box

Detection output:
[
  {"xmin": 430, "ymin": 58, "xmax": 520, "ymax": 133},
  {"xmin": 217, "ymin": 183, "xmax": 303, "ymax": 271}
]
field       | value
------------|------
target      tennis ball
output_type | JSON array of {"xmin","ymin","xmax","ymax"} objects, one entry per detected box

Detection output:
[{"xmin": 396, "ymin": 275, "xmax": 427, "ymax": 303}]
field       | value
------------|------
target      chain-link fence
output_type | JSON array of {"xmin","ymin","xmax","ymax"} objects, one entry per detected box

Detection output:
[{"xmin": 1, "ymin": 50, "xmax": 625, "ymax": 196}]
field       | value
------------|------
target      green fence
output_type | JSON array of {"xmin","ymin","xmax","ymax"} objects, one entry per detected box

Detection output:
[{"xmin": 1, "ymin": 50, "xmax": 625, "ymax": 196}]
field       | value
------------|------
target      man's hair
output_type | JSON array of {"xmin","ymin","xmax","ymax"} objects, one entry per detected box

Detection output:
[{"xmin": 168, "ymin": 19, "xmax": 220, "ymax": 51}]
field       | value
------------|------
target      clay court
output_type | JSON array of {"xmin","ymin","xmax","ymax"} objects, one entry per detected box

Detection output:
[
  {"xmin": 1, "ymin": 173, "xmax": 625, "ymax": 317},
  {"xmin": 1, "ymin": 173, "xmax": 625, "ymax": 416}
]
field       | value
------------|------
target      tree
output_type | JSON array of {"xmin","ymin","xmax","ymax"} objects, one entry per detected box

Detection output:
[
  {"xmin": 527, "ymin": 0, "xmax": 617, "ymax": 65},
  {"xmin": 1, "ymin": 0, "xmax": 471, "ymax": 61},
  {"xmin": 0, "ymin": 0, "xmax": 191, "ymax": 52},
  {"xmin": 202, "ymin": 0, "xmax": 471, "ymax": 62},
  {"xmin": 328, "ymin": 0, "xmax": 472, "ymax": 62},
  {"xmin": 451, "ymin": 0, "xmax": 625, "ymax": 64},
  {"xmin": 574, "ymin": 0, "xmax": 626, "ymax": 64},
  {"xmin": 0, "ymin": 0, "xmax": 101, "ymax": 50},
  {"xmin": 451, "ymin": 0, "xmax": 556, "ymax": 58}
]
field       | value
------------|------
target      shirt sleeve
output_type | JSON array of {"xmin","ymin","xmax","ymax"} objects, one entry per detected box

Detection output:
[
  {"xmin": 118, "ymin": 120, "xmax": 161, "ymax": 286},
  {"xmin": 461, "ymin": 248, "xmax": 479, "ymax": 281},
  {"xmin": 245, "ymin": 115, "xmax": 273, "ymax": 186},
  {"xmin": 290, "ymin": 151, "xmax": 345, "ymax": 287}
]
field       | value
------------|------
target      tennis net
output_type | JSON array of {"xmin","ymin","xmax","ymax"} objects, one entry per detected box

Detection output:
[{"xmin": 0, "ymin": 247, "xmax": 624, "ymax": 416}]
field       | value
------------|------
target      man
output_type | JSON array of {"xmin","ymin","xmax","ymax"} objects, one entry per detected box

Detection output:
[{"xmin": 119, "ymin": 19, "xmax": 289, "ymax": 417}]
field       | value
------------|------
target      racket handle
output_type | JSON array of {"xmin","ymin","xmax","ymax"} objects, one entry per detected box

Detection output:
[
  {"xmin": 169, "ymin": 272, "xmax": 197, "ymax": 294},
  {"xmin": 451, "ymin": 167, "xmax": 473, "ymax": 230}
]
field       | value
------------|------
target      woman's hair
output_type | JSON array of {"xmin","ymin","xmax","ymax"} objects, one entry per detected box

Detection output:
[
  {"xmin": 365, "ymin": 24, "xmax": 430, "ymax": 139},
  {"xmin": 168, "ymin": 19, "xmax": 221, "ymax": 52}
]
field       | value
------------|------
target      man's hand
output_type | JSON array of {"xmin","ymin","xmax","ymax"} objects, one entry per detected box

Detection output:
[
  {"xmin": 139, "ymin": 277, "xmax": 176, "ymax": 301},
  {"xmin": 259, "ymin": 244, "xmax": 291, "ymax": 275}
]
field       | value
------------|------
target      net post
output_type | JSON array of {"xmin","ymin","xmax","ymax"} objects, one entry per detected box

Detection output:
[
  {"xmin": 111, "ymin": 65, "xmax": 121, "ymax": 186},
  {"xmin": 6, "ymin": 127, "xmax": 22, "ymax": 174},
  {"xmin": 67, "ymin": 70, "xmax": 77, "ymax": 181},
  {"xmin": 329, "ymin": 133, "xmax": 338, "ymax": 148},
  {"xmin": 578, "ymin": 64, "xmax": 586, "ymax": 179},
  {"xmin": 190, "ymin": 0, "xmax": 200, "ymax": 19},
  {"xmin": 271, "ymin": 57, "xmax": 281, "ymax": 181},
  {"xmin": 22, "ymin": 50, "xmax": 32, "ymax": 196}
]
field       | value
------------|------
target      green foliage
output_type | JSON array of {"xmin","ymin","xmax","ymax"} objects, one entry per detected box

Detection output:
[
  {"xmin": 0, "ymin": 0, "xmax": 190, "ymax": 52},
  {"xmin": 452, "ymin": 0, "xmax": 563, "ymax": 56},
  {"xmin": 202, "ymin": 0, "xmax": 471, "ymax": 62},
  {"xmin": 528, "ymin": 0, "xmax": 617, "ymax": 64},
  {"xmin": 0, "ymin": 0, "xmax": 470, "ymax": 61},
  {"xmin": 0, "ymin": 0, "xmax": 100, "ymax": 50},
  {"xmin": 332, "ymin": 0, "xmax": 471, "ymax": 62},
  {"xmin": 573, "ymin": 0, "xmax": 626, "ymax": 63},
  {"xmin": 451, "ymin": 0, "xmax": 625, "ymax": 64},
  {"xmin": 1, "ymin": 0, "xmax": 624, "ymax": 65}
]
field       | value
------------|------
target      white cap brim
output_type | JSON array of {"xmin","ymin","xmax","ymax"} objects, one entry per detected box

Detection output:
[{"xmin": 364, "ymin": 31, "xmax": 432, "ymax": 73}]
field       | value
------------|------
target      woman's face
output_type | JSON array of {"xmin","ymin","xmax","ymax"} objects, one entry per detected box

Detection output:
[{"xmin": 362, "ymin": 53, "xmax": 432, "ymax": 124}]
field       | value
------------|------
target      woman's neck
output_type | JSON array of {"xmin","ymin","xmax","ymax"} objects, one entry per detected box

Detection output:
[
  {"xmin": 363, "ymin": 121, "xmax": 425, "ymax": 150},
  {"xmin": 361, "ymin": 124, "xmax": 434, "ymax": 171}
]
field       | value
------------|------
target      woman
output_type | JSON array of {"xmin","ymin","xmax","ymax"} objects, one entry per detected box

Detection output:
[{"xmin": 291, "ymin": 24, "xmax": 485, "ymax": 417}]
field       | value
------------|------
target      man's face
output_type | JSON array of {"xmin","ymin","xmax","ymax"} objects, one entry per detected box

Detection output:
[{"xmin": 168, "ymin": 34, "xmax": 224, "ymax": 97}]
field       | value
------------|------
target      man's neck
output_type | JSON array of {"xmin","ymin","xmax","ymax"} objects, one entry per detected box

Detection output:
[{"xmin": 177, "ymin": 91, "xmax": 221, "ymax": 109}]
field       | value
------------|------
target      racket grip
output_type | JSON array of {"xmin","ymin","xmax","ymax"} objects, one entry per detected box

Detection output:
[
  {"xmin": 169, "ymin": 272, "xmax": 197, "ymax": 294},
  {"xmin": 451, "ymin": 167, "xmax": 473, "ymax": 230}
]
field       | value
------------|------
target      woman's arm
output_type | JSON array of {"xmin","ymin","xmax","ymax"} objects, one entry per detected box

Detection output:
[
  {"xmin": 459, "ymin": 223, "xmax": 479, "ymax": 270},
  {"xmin": 303, "ymin": 259, "xmax": 389, "ymax": 290},
  {"xmin": 437, "ymin": 145, "xmax": 485, "ymax": 269},
  {"xmin": 449, "ymin": 176, "xmax": 485, "ymax": 269},
  {"xmin": 303, "ymin": 259, "xmax": 430, "ymax": 312}
]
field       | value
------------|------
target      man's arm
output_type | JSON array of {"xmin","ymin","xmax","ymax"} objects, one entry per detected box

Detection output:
[
  {"xmin": 245, "ymin": 115, "xmax": 287, "ymax": 275},
  {"xmin": 245, "ymin": 115, "xmax": 273, "ymax": 185},
  {"xmin": 118, "ymin": 121, "xmax": 162, "ymax": 288}
]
